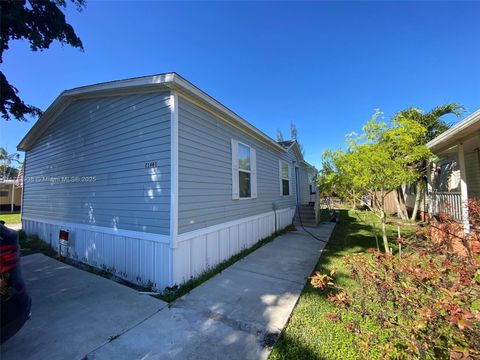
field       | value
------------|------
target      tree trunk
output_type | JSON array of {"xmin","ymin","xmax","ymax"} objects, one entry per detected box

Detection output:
[
  {"xmin": 393, "ymin": 188, "xmax": 406, "ymax": 220},
  {"xmin": 379, "ymin": 189, "xmax": 390, "ymax": 254},
  {"xmin": 381, "ymin": 210, "xmax": 390, "ymax": 254},
  {"xmin": 409, "ymin": 180, "xmax": 423, "ymax": 222},
  {"xmin": 398, "ymin": 187, "xmax": 409, "ymax": 220}
]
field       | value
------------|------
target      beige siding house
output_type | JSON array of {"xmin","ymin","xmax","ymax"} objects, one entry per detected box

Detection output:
[
  {"xmin": 421, "ymin": 109, "xmax": 480, "ymax": 232},
  {"xmin": 0, "ymin": 180, "xmax": 22, "ymax": 213}
]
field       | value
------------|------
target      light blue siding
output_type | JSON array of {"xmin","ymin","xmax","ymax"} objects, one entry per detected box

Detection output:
[
  {"xmin": 177, "ymin": 97, "xmax": 298, "ymax": 234},
  {"xmin": 23, "ymin": 92, "xmax": 171, "ymax": 235}
]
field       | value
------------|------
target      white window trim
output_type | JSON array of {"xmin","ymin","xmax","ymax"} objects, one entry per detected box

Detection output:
[
  {"xmin": 232, "ymin": 139, "xmax": 257, "ymax": 200},
  {"xmin": 279, "ymin": 160, "xmax": 292, "ymax": 197}
]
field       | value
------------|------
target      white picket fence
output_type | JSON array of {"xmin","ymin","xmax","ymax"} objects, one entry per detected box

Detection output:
[{"xmin": 428, "ymin": 191, "xmax": 463, "ymax": 221}]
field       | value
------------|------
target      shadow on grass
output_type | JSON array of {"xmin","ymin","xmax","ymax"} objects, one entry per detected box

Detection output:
[
  {"xmin": 270, "ymin": 209, "xmax": 413, "ymax": 360},
  {"xmin": 270, "ymin": 331, "xmax": 329, "ymax": 360}
]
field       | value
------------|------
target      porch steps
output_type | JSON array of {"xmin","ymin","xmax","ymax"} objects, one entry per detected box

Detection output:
[{"xmin": 294, "ymin": 205, "xmax": 317, "ymax": 227}]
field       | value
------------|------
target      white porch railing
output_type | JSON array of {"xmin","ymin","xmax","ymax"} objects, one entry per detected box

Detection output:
[{"xmin": 428, "ymin": 191, "xmax": 463, "ymax": 221}]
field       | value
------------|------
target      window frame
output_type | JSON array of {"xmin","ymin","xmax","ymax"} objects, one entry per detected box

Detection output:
[
  {"xmin": 232, "ymin": 139, "xmax": 257, "ymax": 200},
  {"xmin": 238, "ymin": 142, "xmax": 252, "ymax": 199},
  {"xmin": 280, "ymin": 160, "xmax": 291, "ymax": 197}
]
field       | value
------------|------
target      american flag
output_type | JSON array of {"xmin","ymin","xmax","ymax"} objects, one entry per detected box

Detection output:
[{"xmin": 15, "ymin": 164, "xmax": 24, "ymax": 187}]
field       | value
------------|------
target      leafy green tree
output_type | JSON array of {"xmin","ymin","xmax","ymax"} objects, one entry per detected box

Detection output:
[
  {"xmin": 319, "ymin": 110, "xmax": 432, "ymax": 252},
  {"xmin": 0, "ymin": 0, "xmax": 85, "ymax": 121},
  {"xmin": 392, "ymin": 104, "xmax": 464, "ymax": 221},
  {"xmin": 318, "ymin": 149, "xmax": 362, "ymax": 209},
  {"xmin": 317, "ymin": 151, "xmax": 337, "ymax": 197}
]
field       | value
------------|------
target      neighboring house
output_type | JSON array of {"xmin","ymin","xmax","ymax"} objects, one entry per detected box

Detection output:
[
  {"xmin": 17, "ymin": 73, "xmax": 317, "ymax": 290},
  {"xmin": 0, "ymin": 180, "xmax": 22, "ymax": 213},
  {"xmin": 405, "ymin": 109, "xmax": 480, "ymax": 231}
]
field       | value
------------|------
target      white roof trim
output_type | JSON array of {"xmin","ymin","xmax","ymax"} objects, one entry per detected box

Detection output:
[
  {"xmin": 426, "ymin": 109, "xmax": 480, "ymax": 152},
  {"xmin": 282, "ymin": 140, "xmax": 316, "ymax": 171},
  {"xmin": 17, "ymin": 73, "xmax": 286, "ymax": 153},
  {"xmin": 301, "ymin": 160, "xmax": 317, "ymax": 173},
  {"xmin": 285, "ymin": 140, "xmax": 303, "ymax": 159}
]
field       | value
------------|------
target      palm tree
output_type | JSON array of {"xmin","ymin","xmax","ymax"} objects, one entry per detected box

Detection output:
[
  {"xmin": 0, "ymin": 147, "xmax": 20, "ymax": 180},
  {"xmin": 392, "ymin": 104, "xmax": 464, "ymax": 221},
  {"xmin": 394, "ymin": 104, "xmax": 464, "ymax": 143}
]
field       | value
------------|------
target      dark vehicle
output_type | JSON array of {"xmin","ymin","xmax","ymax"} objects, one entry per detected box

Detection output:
[{"xmin": 0, "ymin": 222, "xmax": 31, "ymax": 344}]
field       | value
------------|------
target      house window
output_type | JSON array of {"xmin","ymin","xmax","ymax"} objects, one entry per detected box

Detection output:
[
  {"xmin": 280, "ymin": 160, "xmax": 291, "ymax": 196},
  {"xmin": 0, "ymin": 190, "xmax": 9, "ymax": 197},
  {"xmin": 232, "ymin": 140, "xmax": 257, "ymax": 200},
  {"xmin": 238, "ymin": 143, "xmax": 251, "ymax": 198}
]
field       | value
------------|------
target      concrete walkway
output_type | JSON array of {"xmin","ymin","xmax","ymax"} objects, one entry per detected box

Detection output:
[
  {"xmin": 1, "ymin": 254, "xmax": 167, "ymax": 360},
  {"xmin": 89, "ymin": 222, "xmax": 335, "ymax": 360}
]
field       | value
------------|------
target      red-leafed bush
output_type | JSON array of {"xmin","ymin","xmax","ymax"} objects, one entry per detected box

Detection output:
[
  {"xmin": 425, "ymin": 198, "xmax": 480, "ymax": 259},
  {"xmin": 313, "ymin": 199, "xmax": 480, "ymax": 359}
]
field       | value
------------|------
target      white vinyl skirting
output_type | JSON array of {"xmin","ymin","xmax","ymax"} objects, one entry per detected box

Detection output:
[
  {"xmin": 22, "ymin": 207, "xmax": 295, "ymax": 290},
  {"xmin": 22, "ymin": 217, "xmax": 172, "ymax": 290},
  {"xmin": 172, "ymin": 207, "xmax": 295, "ymax": 285}
]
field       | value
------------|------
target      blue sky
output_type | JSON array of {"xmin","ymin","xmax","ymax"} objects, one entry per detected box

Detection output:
[{"xmin": 1, "ymin": 1, "xmax": 479, "ymax": 168}]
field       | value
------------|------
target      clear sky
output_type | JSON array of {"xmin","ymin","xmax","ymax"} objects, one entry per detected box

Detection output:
[{"xmin": 1, "ymin": 1, "xmax": 479, "ymax": 168}]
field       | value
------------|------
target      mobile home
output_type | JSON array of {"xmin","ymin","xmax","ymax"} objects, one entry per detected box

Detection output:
[{"xmin": 17, "ymin": 73, "xmax": 317, "ymax": 289}]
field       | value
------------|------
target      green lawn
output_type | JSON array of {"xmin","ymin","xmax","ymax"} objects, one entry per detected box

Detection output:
[
  {"xmin": 0, "ymin": 212, "xmax": 21, "ymax": 224},
  {"xmin": 269, "ymin": 209, "xmax": 415, "ymax": 360}
]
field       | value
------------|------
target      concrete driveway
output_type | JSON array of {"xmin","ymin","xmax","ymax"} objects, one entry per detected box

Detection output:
[{"xmin": 1, "ymin": 253, "xmax": 166, "ymax": 360}]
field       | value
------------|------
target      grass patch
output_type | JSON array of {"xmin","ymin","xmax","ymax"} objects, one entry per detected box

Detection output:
[
  {"xmin": 269, "ymin": 209, "xmax": 414, "ymax": 360},
  {"xmin": 0, "ymin": 212, "xmax": 21, "ymax": 224},
  {"xmin": 158, "ymin": 227, "xmax": 289, "ymax": 302}
]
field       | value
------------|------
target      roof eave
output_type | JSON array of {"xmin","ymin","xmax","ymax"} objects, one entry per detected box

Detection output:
[
  {"xmin": 286, "ymin": 140, "xmax": 305, "ymax": 162},
  {"xmin": 169, "ymin": 75, "xmax": 285, "ymax": 153},
  {"xmin": 426, "ymin": 109, "xmax": 480, "ymax": 153},
  {"xmin": 301, "ymin": 160, "xmax": 317, "ymax": 172},
  {"xmin": 17, "ymin": 93, "xmax": 70, "ymax": 151}
]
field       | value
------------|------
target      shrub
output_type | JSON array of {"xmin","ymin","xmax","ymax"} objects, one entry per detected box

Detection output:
[
  {"xmin": 424, "ymin": 198, "xmax": 480, "ymax": 259},
  {"xmin": 314, "ymin": 199, "xmax": 480, "ymax": 359}
]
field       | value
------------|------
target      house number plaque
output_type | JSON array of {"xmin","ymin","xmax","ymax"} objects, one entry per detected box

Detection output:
[{"xmin": 145, "ymin": 161, "xmax": 158, "ymax": 169}]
